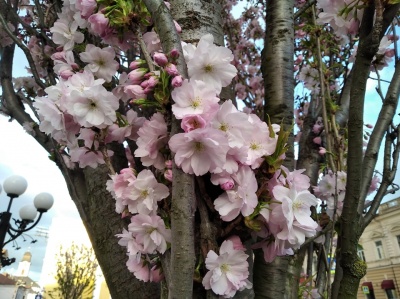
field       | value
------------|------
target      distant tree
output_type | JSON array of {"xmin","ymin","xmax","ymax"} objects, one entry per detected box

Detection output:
[{"xmin": 47, "ymin": 243, "xmax": 98, "ymax": 299}]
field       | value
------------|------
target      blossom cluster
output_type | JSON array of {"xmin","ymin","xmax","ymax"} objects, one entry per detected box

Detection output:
[
  {"xmin": 316, "ymin": 0, "xmax": 363, "ymax": 44},
  {"xmin": 254, "ymin": 167, "xmax": 320, "ymax": 262},
  {"xmin": 314, "ymin": 171, "xmax": 380, "ymax": 219},
  {"xmin": 29, "ymin": 0, "xmax": 324, "ymax": 296}
]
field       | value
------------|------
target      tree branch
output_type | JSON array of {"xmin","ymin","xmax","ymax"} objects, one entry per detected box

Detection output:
[
  {"xmin": 358, "ymin": 57, "xmax": 400, "ymax": 214},
  {"xmin": 362, "ymin": 125, "xmax": 400, "ymax": 227},
  {"xmin": 141, "ymin": 1, "xmax": 195, "ymax": 298},
  {"xmin": 0, "ymin": 12, "xmax": 46, "ymax": 90},
  {"xmin": 293, "ymin": 0, "xmax": 316, "ymax": 20}
]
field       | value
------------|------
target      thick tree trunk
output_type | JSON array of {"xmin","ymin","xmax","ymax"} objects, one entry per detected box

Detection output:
[
  {"xmin": 262, "ymin": 0, "xmax": 295, "ymax": 168},
  {"xmin": 256, "ymin": 1, "xmax": 299, "ymax": 298},
  {"xmin": 59, "ymin": 155, "xmax": 161, "ymax": 299},
  {"xmin": 253, "ymin": 250, "xmax": 305, "ymax": 299}
]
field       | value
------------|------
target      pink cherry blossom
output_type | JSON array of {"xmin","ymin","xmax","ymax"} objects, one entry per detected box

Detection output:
[
  {"xmin": 128, "ymin": 214, "xmax": 171, "ymax": 254},
  {"xmin": 66, "ymin": 85, "xmax": 119, "ymax": 128},
  {"xmin": 171, "ymin": 79, "xmax": 219, "ymax": 120},
  {"xmin": 202, "ymin": 239, "xmax": 252, "ymax": 298},
  {"xmin": 106, "ymin": 168, "xmax": 137, "ymax": 213},
  {"xmin": 116, "ymin": 228, "xmax": 143, "ymax": 256},
  {"xmin": 76, "ymin": 0, "xmax": 96, "ymax": 18},
  {"xmin": 187, "ymin": 34, "xmax": 237, "ymax": 92},
  {"xmin": 211, "ymin": 100, "xmax": 253, "ymax": 148},
  {"xmin": 105, "ymin": 110, "xmax": 145, "ymax": 143},
  {"xmin": 368, "ymin": 175, "xmax": 380, "ymax": 194},
  {"xmin": 126, "ymin": 255, "xmax": 150, "ymax": 281},
  {"xmin": 69, "ymin": 146, "xmax": 113, "ymax": 168},
  {"xmin": 181, "ymin": 115, "xmax": 207, "ymax": 132},
  {"xmin": 214, "ymin": 165, "xmax": 258, "ymax": 221},
  {"xmin": 50, "ymin": 18, "xmax": 84, "ymax": 51},
  {"xmin": 243, "ymin": 115, "xmax": 279, "ymax": 168},
  {"xmin": 169, "ymin": 127, "xmax": 229, "ymax": 176},
  {"xmin": 80, "ymin": 44, "xmax": 119, "ymax": 82},
  {"xmin": 134, "ymin": 112, "xmax": 168, "ymax": 170},
  {"xmin": 124, "ymin": 169, "xmax": 169, "ymax": 215}
]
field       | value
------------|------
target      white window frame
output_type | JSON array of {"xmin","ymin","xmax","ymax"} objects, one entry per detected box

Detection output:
[{"xmin": 375, "ymin": 240, "xmax": 384, "ymax": 259}]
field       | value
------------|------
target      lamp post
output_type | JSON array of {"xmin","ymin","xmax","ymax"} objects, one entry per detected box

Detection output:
[{"xmin": 0, "ymin": 175, "xmax": 53, "ymax": 267}]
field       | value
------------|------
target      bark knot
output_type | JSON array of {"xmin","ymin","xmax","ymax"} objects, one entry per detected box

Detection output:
[{"xmin": 348, "ymin": 258, "xmax": 367, "ymax": 279}]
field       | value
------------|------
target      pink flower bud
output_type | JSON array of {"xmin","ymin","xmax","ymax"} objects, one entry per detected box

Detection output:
[
  {"xmin": 129, "ymin": 59, "xmax": 145, "ymax": 70},
  {"xmin": 319, "ymin": 147, "xmax": 326, "ymax": 155},
  {"xmin": 153, "ymin": 52, "xmax": 168, "ymax": 66},
  {"xmin": 171, "ymin": 75, "xmax": 183, "ymax": 87},
  {"xmin": 365, "ymin": 123, "xmax": 374, "ymax": 129},
  {"xmin": 60, "ymin": 70, "xmax": 74, "ymax": 79},
  {"xmin": 150, "ymin": 265, "xmax": 165, "ymax": 283},
  {"xmin": 141, "ymin": 76, "xmax": 158, "ymax": 90},
  {"xmin": 128, "ymin": 68, "xmax": 147, "ymax": 84},
  {"xmin": 221, "ymin": 180, "xmax": 235, "ymax": 191},
  {"xmin": 165, "ymin": 63, "xmax": 179, "ymax": 76},
  {"xmin": 169, "ymin": 49, "xmax": 179, "ymax": 59},
  {"xmin": 165, "ymin": 160, "xmax": 173, "ymax": 168},
  {"xmin": 164, "ymin": 169, "xmax": 173, "ymax": 182}
]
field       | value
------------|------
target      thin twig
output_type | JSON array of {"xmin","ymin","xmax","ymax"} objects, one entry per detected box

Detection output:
[{"xmin": 0, "ymin": 13, "xmax": 46, "ymax": 90}]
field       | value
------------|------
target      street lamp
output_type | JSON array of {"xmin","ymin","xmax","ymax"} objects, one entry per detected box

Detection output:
[{"xmin": 0, "ymin": 175, "xmax": 53, "ymax": 267}]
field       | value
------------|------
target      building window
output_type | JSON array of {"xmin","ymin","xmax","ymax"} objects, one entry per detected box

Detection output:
[
  {"xmin": 385, "ymin": 289, "xmax": 396, "ymax": 299},
  {"xmin": 375, "ymin": 240, "xmax": 384, "ymax": 259},
  {"xmin": 358, "ymin": 249, "xmax": 366, "ymax": 261},
  {"xmin": 397, "ymin": 235, "xmax": 400, "ymax": 248}
]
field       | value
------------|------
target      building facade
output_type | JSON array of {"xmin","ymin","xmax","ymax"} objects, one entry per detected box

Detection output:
[{"xmin": 357, "ymin": 197, "xmax": 400, "ymax": 299}]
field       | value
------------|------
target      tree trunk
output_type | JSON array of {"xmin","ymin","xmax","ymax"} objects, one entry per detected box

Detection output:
[
  {"xmin": 58, "ymin": 155, "xmax": 161, "ymax": 299},
  {"xmin": 262, "ymin": 0, "xmax": 295, "ymax": 168},
  {"xmin": 256, "ymin": 1, "xmax": 299, "ymax": 298}
]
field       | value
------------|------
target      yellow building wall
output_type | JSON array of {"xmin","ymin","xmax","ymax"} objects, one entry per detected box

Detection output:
[
  {"xmin": 357, "ymin": 198, "xmax": 400, "ymax": 299},
  {"xmin": 99, "ymin": 281, "xmax": 111, "ymax": 299}
]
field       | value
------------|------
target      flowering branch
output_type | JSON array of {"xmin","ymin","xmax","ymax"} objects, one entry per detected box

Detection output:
[{"xmin": 312, "ymin": 6, "xmax": 337, "ymax": 173}]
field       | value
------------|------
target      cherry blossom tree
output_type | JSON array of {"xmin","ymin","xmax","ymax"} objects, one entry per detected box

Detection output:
[{"xmin": 0, "ymin": 0, "xmax": 399, "ymax": 298}]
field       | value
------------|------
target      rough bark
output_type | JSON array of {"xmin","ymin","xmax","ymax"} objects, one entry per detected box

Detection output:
[
  {"xmin": 253, "ymin": 250, "xmax": 305, "ymax": 299},
  {"xmin": 255, "ymin": 1, "xmax": 298, "ymax": 298},
  {"xmin": 143, "ymin": 1, "xmax": 196, "ymax": 297},
  {"xmin": 262, "ymin": 0, "xmax": 295, "ymax": 169}
]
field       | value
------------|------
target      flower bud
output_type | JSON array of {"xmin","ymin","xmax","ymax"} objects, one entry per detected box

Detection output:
[
  {"xmin": 153, "ymin": 52, "xmax": 168, "ymax": 67},
  {"xmin": 169, "ymin": 49, "xmax": 180, "ymax": 59},
  {"xmin": 165, "ymin": 63, "xmax": 179, "ymax": 76},
  {"xmin": 221, "ymin": 180, "xmax": 235, "ymax": 191},
  {"xmin": 171, "ymin": 75, "xmax": 183, "ymax": 87}
]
